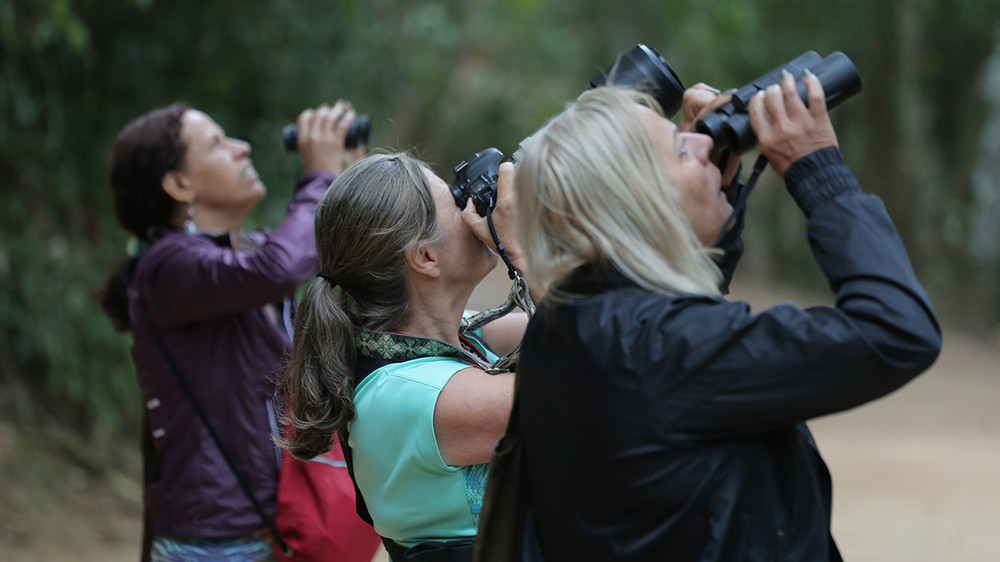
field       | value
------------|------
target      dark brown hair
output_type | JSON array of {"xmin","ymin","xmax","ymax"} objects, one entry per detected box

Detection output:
[{"xmin": 99, "ymin": 103, "xmax": 190, "ymax": 331}]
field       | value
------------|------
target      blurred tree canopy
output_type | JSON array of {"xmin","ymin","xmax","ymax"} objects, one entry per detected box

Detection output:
[{"xmin": 1, "ymin": 0, "xmax": 998, "ymax": 439}]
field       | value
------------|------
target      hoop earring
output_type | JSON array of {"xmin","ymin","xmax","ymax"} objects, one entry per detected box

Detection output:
[{"xmin": 184, "ymin": 204, "xmax": 197, "ymax": 234}]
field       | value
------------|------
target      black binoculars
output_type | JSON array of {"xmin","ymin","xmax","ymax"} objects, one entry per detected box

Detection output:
[
  {"xmin": 594, "ymin": 43, "xmax": 862, "ymax": 154},
  {"xmin": 450, "ymin": 44, "xmax": 862, "ymax": 216},
  {"xmin": 695, "ymin": 51, "xmax": 862, "ymax": 154},
  {"xmin": 281, "ymin": 114, "xmax": 371, "ymax": 151}
]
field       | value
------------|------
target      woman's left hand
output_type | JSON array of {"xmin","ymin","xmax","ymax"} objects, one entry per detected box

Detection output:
[
  {"xmin": 297, "ymin": 100, "xmax": 366, "ymax": 175},
  {"xmin": 461, "ymin": 162, "xmax": 527, "ymax": 274},
  {"xmin": 680, "ymin": 84, "xmax": 742, "ymax": 189}
]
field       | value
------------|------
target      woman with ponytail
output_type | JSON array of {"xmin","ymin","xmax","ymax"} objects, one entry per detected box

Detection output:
[{"xmin": 279, "ymin": 152, "xmax": 526, "ymax": 562}]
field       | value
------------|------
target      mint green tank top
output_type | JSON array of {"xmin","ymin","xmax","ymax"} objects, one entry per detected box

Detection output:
[{"xmin": 348, "ymin": 338, "xmax": 497, "ymax": 547}]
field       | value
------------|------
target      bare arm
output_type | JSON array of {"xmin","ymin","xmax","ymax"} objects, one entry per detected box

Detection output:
[
  {"xmin": 434, "ymin": 368, "xmax": 515, "ymax": 466},
  {"xmin": 480, "ymin": 311, "xmax": 529, "ymax": 357}
]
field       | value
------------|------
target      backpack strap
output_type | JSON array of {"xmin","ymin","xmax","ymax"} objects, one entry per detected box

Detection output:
[{"xmin": 137, "ymin": 296, "xmax": 292, "ymax": 556}]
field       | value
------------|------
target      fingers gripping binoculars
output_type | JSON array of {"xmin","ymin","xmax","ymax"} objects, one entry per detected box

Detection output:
[
  {"xmin": 694, "ymin": 51, "xmax": 862, "ymax": 154},
  {"xmin": 281, "ymin": 115, "xmax": 372, "ymax": 151},
  {"xmin": 593, "ymin": 44, "xmax": 862, "ymax": 154}
]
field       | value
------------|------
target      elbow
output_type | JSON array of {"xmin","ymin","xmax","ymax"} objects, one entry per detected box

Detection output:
[
  {"xmin": 841, "ymin": 322, "xmax": 941, "ymax": 409},
  {"xmin": 847, "ymin": 289, "xmax": 943, "ymax": 377},
  {"xmin": 874, "ymin": 311, "xmax": 943, "ymax": 378},
  {"xmin": 910, "ymin": 320, "xmax": 943, "ymax": 375},
  {"xmin": 903, "ymin": 301, "xmax": 943, "ymax": 374}
]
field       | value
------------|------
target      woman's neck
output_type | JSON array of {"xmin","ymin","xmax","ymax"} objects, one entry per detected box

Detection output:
[
  {"xmin": 397, "ymin": 283, "xmax": 474, "ymax": 349},
  {"xmin": 172, "ymin": 209, "xmax": 245, "ymax": 247}
]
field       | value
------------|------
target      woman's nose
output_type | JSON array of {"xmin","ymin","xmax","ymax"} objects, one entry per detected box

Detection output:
[
  {"xmin": 229, "ymin": 138, "xmax": 251, "ymax": 157},
  {"xmin": 680, "ymin": 132, "xmax": 713, "ymax": 164}
]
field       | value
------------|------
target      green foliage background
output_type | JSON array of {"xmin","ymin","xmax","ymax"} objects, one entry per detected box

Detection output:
[{"xmin": 1, "ymin": 0, "xmax": 999, "ymax": 439}]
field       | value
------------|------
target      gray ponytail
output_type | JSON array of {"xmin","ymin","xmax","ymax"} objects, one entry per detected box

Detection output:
[{"xmin": 279, "ymin": 152, "xmax": 442, "ymax": 460}]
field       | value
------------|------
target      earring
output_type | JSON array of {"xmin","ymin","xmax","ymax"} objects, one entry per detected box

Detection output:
[{"xmin": 184, "ymin": 204, "xmax": 197, "ymax": 234}]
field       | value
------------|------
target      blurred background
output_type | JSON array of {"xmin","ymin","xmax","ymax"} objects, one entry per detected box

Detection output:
[{"xmin": 1, "ymin": 1, "xmax": 998, "ymax": 560}]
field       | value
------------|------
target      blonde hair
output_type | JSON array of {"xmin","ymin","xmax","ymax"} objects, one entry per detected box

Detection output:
[{"xmin": 515, "ymin": 87, "xmax": 722, "ymax": 298}]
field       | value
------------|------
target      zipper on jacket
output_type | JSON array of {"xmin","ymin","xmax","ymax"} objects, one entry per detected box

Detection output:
[{"xmin": 773, "ymin": 529, "xmax": 786, "ymax": 562}]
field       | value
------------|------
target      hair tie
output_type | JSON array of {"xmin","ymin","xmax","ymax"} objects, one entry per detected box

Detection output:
[{"xmin": 316, "ymin": 272, "xmax": 338, "ymax": 287}]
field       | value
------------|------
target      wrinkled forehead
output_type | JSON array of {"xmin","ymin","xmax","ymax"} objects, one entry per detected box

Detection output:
[{"xmin": 636, "ymin": 103, "xmax": 678, "ymax": 146}]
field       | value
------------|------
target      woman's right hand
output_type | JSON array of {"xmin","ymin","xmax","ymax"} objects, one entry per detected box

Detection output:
[
  {"xmin": 680, "ymin": 83, "xmax": 742, "ymax": 189},
  {"xmin": 295, "ymin": 100, "xmax": 366, "ymax": 175},
  {"xmin": 461, "ymin": 162, "xmax": 527, "ymax": 275},
  {"xmin": 748, "ymin": 70, "xmax": 839, "ymax": 177}
]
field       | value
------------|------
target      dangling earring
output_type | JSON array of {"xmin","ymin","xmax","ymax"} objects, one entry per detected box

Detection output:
[{"xmin": 184, "ymin": 204, "xmax": 197, "ymax": 234}]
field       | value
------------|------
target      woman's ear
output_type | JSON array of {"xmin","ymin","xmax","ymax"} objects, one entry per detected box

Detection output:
[
  {"xmin": 161, "ymin": 170, "xmax": 194, "ymax": 204},
  {"xmin": 404, "ymin": 242, "xmax": 441, "ymax": 280}
]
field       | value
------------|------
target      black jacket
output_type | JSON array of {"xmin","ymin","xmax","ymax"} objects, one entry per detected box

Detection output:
[{"xmin": 516, "ymin": 148, "xmax": 942, "ymax": 561}]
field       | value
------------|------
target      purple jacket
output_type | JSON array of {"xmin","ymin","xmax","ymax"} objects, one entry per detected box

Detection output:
[{"xmin": 128, "ymin": 171, "xmax": 332, "ymax": 538}]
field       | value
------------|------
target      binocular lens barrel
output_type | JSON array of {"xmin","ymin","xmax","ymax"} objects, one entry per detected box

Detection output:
[
  {"xmin": 697, "ymin": 51, "xmax": 861, "ymax": 154},
  {"xmin": 806, "ymin": 52, "xmax": 863, "ymax": 110},
  {"xmin": 590, "ymin": 44, "xmax": 686, "ymax": 119},
  {"xmin": 281, "ymin": 114, "xmax": 372, "ymax": 151}
]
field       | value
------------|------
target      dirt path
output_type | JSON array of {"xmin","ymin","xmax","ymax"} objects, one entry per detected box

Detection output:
[
  {"xmin": 810, "ymin": 333, "xmax": 1000, "ymax": 561},
  {"xmin": 1, "ymin": 273, "xmax": 996, "ymax": 561}
]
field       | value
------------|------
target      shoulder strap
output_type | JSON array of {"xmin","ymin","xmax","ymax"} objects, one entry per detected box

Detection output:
[
  {"xmin": 341, "ymin": 354, "xmax": 417, "ymax": 560},
  {"xmin": 339, "ymin": 426, "xmax": 412, "ymax": 561},
  {"xmin": 137, "ymin": 296, "xmax": 292, "ymax": 556}
]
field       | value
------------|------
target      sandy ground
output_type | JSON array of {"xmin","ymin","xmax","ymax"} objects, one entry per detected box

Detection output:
[{"xmin": 1, "ymin": 270, "xmax": 997, "ymax": 561}]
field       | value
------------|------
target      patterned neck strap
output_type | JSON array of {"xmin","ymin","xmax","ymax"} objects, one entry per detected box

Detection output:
[{"xmin": 355, "ymin": 329, "xmax": 490, "ymax": 370}]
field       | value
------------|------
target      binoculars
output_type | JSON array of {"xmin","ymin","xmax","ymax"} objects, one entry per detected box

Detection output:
[
  {"xmin": 450, "ymin": 43, "xmax": 863, "ymax": 216},
  {"xmin": 281, "ymin": 115, "xmax": 372, "ymax": 151},
  {"xmin": 595, "ymin": 44, "xmax": 862, "ymax": 154}
]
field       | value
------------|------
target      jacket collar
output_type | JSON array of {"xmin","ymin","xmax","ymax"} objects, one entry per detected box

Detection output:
[
  {"xmin": 150, "ymin": 225, "xmax": 236, "ymax": 248},
  {"xmin": 556, "ymin": 262, "xmax": 639, "ymax": 295}
]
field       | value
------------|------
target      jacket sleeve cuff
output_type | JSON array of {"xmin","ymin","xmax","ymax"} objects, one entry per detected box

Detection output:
[
  {"xmin": 296, "ymin": 170, "xmax": 335, "ymax": 191},
  {"xmin": 294, "ymin": 170, "xmax": 336, "ymax": 202},
  {"xmin": 784, "ymin": 147, "xmax": 863, "ymax": 216}
]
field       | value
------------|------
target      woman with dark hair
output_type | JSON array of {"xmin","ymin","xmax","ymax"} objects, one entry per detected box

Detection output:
[
  {"xmin": 279, "ymin": 151, "xmax": 526, "ymax": 562},
  {"xmin": 100, "ymin": 100, "xmax": 379, "ymax": 561}
]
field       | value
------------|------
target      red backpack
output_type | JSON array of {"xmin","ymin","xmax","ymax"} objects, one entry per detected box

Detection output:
[{"xmin": 273, "ymin": 432, "xmax": 382, "ymax": 562}]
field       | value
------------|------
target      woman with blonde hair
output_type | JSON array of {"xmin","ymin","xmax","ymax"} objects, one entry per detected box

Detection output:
[{"xmin": 508, "ymin": 73, "xmax": 941, "ymax": 561}]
